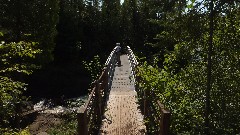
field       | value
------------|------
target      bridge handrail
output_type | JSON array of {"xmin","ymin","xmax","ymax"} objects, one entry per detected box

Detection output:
[
  {"xmin": 105, "ymin": 46, "xmax": 120, "ymax": 66},
  {"xmin": 136, "ymin": 72, "xmax": 171, "ymax": 135},
  {"xmin": 126, "ymin": 46, "xmax": 138, "ymax": 83},
  {"xmin": 105, "ymin": 46, "xmax": 119, "ymax": 90},
  {"xmin": 78, "ymin": 46, "xmax": 118, "ymax": 135},
  {"xmin": 77, "ymin": 68, "xmax": 108, "ymax": 135},
  {"xmin": 126, "ymin": 46, "xmax": 171, "ymax": 135},
  {"xmin": 127, "ymin": 46, "xmax": 138, "ymax": 66}
]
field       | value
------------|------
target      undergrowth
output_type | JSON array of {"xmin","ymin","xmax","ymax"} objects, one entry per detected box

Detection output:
[{"xmin": 47, "ymin": 113, "xmax": 77, "ymax": 135}]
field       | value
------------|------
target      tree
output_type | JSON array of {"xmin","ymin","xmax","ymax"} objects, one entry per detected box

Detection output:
[
  {"xmin": 54, "ymin": 0, "xmax": 82, "ymax": 64},
  {"xmin": 205, "ymin": 0, "xmax": 214, "ymax": 134},
  {"xmin": 0, "ymin": 40, "xmax": 41, "ymax": 132},
  {"xmin": 0, "ymin": 0, "xmax": 59, "ymax": 65},
  {"xmin": 101, "ymin": 0, "xmax": 121, "ymax": 50}
]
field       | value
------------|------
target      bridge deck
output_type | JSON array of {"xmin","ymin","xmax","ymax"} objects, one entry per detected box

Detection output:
[{"xmin": 99, "ymin": 55, "xmax": 146, "ymax": 135}]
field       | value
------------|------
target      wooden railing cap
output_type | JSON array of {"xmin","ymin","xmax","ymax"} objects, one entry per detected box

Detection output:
[
  {"xmin": 78, "ymin": 107, "xmax": 87, "ymax": 114},
  {"xmin": 157, "ymin": 100, "xmax": 171, "ymax": 114}
]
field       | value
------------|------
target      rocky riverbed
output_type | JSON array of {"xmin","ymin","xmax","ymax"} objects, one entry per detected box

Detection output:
[
  {"xmin": 33, "ymin": 95, "xmax": 88, "ymax": 113},
  {"xmin": 27, "ymin": 95, "xmax": 88, "ymax": 135}
]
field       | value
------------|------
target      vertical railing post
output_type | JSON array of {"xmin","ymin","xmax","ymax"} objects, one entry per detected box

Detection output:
[
  {"xmin": 107, "ymin": 63, "xmax": 110, "ymax": 91},
  {"xmin": 142, "ymin": 88, "xmax": 145, "ymax": 115},
  {"xmin": 15, "ymin": 102, "xmax": 21, "ymax": 129},
  {"xmin": 102, "ymin": 67, "xmax": 108, "ymax": 108},
  {"xmin": 95, "ymin": 80, "xmax": 102, "ymax": 124},
  {"xmin": 160, "ymin": 108, "xmax": 171, "ymax": 135},
  {"xmin": 135, "ymin": 68, "xmax": 139, "ymax": 92},
  {"xmin": 160, "ymin": 112, "xmax": 171, "ymax": 135},
  {"xmin": 77, "ymin": 108, "xmax": 88, "ymax": 135},
  {"xmin": 103, "ymin": 67, "xmax": 108, "ymax": 92},
  {"xmin": 144, "ymin": 87, "xmax": 151, "ymax": 117},
  {"xmin": 114, "ymin": 50, "xmax": 117, "ymax": 65}
]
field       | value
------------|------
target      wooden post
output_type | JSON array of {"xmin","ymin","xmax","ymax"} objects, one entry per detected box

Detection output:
[
  {"xmin": 95, "ymin": 80, "xmax": 102, "ymax": 124},
  {"xmin": 107, "ymin": 64, "xmax": 110, "ymax": 91},
  {"xmin": 77, "ymin": 108, "xmax": 88, "ymax": 135},
  {"xmin": 15, "ymin": 102, "xmax": 21, "ymax": 129},
  {"xmin": 160, "ymin": 108, "xmax": 171, "ymax": 135},
  {"xmin": 143, "ymin": 90, "xmax": 148, "ymax": 116},
  {"xmin": 103, "ymin": 67, "xmax": 108, "ymax": 107},
  {"xmin": 135, "ymin": 70, "xmax": 139, "ymax": 92},
  {"xmin": 103, "ymin": 67, "xmax": 108, "ymax": 93}
]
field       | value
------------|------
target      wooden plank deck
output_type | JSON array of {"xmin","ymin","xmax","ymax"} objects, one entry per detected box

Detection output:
[{"xmin": 99, "ymin": 55, "xmax": 146, "ymax": 135}]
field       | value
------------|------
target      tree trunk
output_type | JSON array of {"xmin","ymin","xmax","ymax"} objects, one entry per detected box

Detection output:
[{"xmin": 205, "ymin": 0, "xmax": 214, "ymax": 134}]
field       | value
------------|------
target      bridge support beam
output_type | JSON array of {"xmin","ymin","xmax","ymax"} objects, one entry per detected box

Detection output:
[{"xmin": 77, "ymin": 108, "xmax": 88, "ymax": 135}]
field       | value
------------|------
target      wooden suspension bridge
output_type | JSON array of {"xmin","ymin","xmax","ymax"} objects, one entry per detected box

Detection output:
[{"xmin": 77, "ymin": 46, "xmax": 171, "ymax": 135}]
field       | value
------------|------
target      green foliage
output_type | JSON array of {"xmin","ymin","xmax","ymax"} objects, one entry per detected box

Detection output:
[
  {"xmin": 0, "ymin": 77, "xmax": 26, "ymax": 126},
  {"xmin": 138, "ymin": 2, "xmax": 240, "ymax": 134},
  {"xmin": 138, "ymin": 55, "xmax": 206, "ymax": 134},
  {"xmin": 47, "ymin": 113, "xmax": 77, "ymax": 135},
  {"xmin": 0, "ymin": 41, "xmax": 41, "ymax": 130},
  {"xmin": 0, "ymin": 41, "xmax": 42, "ymax": 75},
  {"xmin": 0, "ymin": 127, "xmax": 31, "ymax": 135},
  {"xmin": 83, "ymin": 55, "xmax": 103, "ymax": 83}
]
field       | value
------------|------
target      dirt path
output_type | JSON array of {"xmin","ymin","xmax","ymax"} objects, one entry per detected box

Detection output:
[
  {"xmin": 28, "ymin": 113, "xmax": 62, "ymax": 135},
  {"xmin": 99, "ymin": 55, "xmax": 146, "ymax": 135}
]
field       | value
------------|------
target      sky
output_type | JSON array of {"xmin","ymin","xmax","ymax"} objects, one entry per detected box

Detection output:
[{"xmin": 120, "ymin": 0, "xmax": 124, "ymax": 4}]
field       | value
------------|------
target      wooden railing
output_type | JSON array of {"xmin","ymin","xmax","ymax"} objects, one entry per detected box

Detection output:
[
  {"xmin": 77, "ymin": 46, "xmax": 119, "ymax": 135},
  {"xmin": 127, "ymin": 46, "xmax": 138, "ymax": 83},
  {"xmin": 126, "ymin": 46, "xmax": 171, "ymax": 135},
  {"xmin": 139, "ymin": 88, "xmax": 171, "ymax": 135},
  {"xmin": 105, "ymin": 46, "xmax": 120, "ymax": 90}
]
